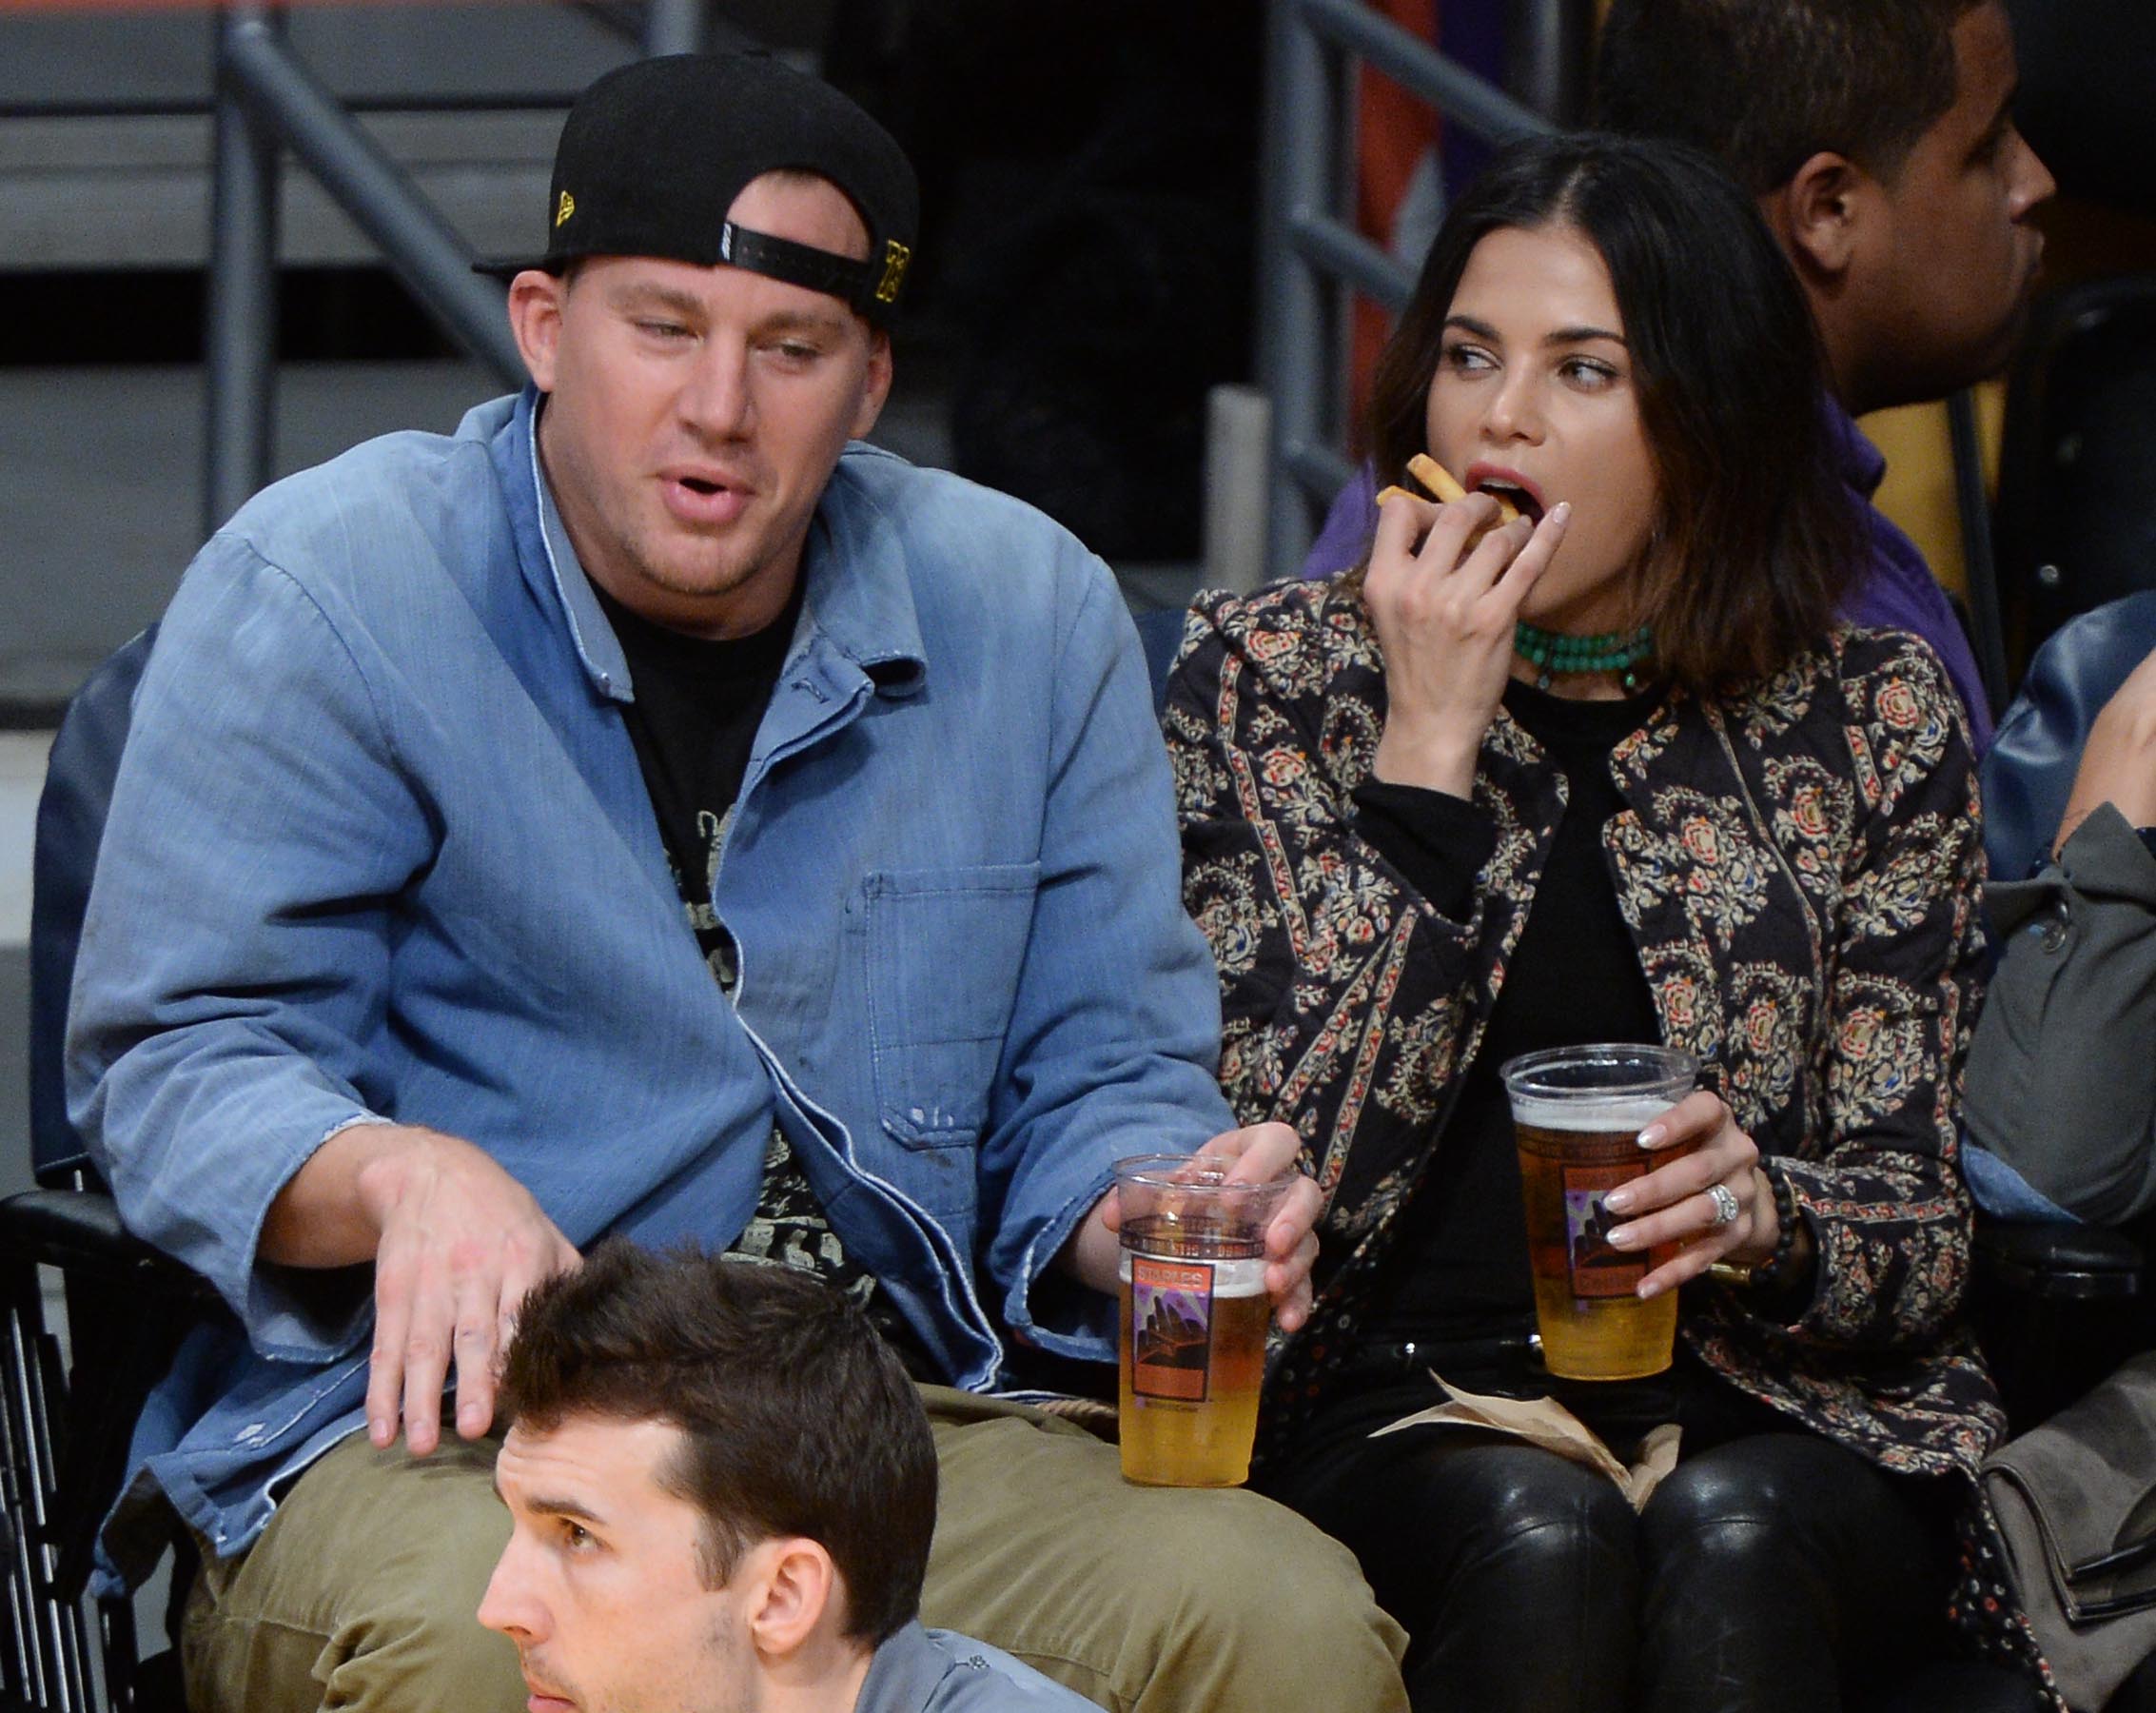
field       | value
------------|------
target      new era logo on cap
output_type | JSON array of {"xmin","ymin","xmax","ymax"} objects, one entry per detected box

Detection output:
[{"xmin": 556, "ymin": 191, "xmax": 576, "ymax": 228}]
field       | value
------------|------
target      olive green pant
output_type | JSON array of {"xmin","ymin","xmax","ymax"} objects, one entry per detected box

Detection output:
[{"xmin": 182, "ymin": 1388, "xmax": 1408, "ymax": 1713}]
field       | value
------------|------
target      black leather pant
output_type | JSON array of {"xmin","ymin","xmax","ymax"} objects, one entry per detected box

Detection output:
[{"xmin": 1266, "ymin": 1392, "xmax": 1963, "ymax": 1713}]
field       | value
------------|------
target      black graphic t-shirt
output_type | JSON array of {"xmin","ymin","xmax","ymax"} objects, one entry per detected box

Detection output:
[
  {"xmin": 590, "ymin": 579, "xmax": 801, "ymax": 988},
  {"xmin": 592, "ymin": 579, "xmax": 934, "ymax": 1375}
]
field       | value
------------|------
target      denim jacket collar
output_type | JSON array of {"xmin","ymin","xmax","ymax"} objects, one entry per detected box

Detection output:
[{"xmin": 481, "ymin": 385, "xmax": 930, "ymax": 710}]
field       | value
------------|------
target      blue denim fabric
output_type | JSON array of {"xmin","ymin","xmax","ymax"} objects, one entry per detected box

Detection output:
[
  {"xmin": 1962, "ymin": 1142, "xmax": 2079, "ymax": 1223},
  {"xmin": 69, "ymin": 389, "xmax": 1230, "ymax": 1574}
]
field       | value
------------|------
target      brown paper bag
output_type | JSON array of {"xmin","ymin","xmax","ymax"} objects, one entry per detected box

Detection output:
[{"xmin": 1370, "ymin": 1370, "xmax": 1682, "ymax": 1509}]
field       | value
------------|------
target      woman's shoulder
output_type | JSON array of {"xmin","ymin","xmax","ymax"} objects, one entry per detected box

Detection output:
[
  {"xmin": 1184, "ymin": 576, "xmax": 1380, "ymax": 700},
  {"xmin": 1821, "ymin": 624, "xmax": 1969, "ymax": 744},
  {"xmin": 1724, "ymin": 626, "xmax": 1967, "ymax": 743}
]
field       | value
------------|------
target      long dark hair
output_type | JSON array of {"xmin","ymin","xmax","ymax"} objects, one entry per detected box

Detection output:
[{"xmin": 1364, "ymin": 131, "xmax": 1859, "ymax": 691}]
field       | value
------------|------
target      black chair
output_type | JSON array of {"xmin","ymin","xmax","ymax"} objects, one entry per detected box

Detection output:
[
  {"xmin": 4, "ymin": 624, "xmax": 214, "ymax": 1713},
  {"xmin": 1993, "ymin": 275, "xmax": 2156, "ymax": 680}
]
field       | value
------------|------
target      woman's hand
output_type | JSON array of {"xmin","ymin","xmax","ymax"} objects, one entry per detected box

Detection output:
[
  {"xmin": 1598, "ymin": 1090, "xmax": 1802, "ymax": 1298},
  {"xmin": 1365, "ymin": 489, "xmax": 1572, "ymax": 799}
]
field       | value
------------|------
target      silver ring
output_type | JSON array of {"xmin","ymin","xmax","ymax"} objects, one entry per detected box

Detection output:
[{"xmin": 1706, "ymin": 1183, "xmax": 1741, "ymax": 1227}]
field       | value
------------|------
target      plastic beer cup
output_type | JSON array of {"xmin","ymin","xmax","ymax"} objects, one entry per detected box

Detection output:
[
  {"xmin": 1500, "ymin": 1044, "xmax": 1700, "ymax": 1381},
  {"xmin": 1114, "ymin": 1154, "xmax": 1293, "ymax": 1487}
]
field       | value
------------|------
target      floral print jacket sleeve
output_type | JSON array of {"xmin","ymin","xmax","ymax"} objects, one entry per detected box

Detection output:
[{"xmin": 1166, "ymin": 578, "xmax": 2002, "ymax": 1485}]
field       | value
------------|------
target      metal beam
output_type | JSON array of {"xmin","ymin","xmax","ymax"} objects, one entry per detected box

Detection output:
[
  {"xmin": 222, "ymin": 15, "xmax": 522, "ymax": 385},
  {"xmin": 1287, "ymin": 210, "xmax": 1416, "ymax": 315},
  {"xmin": 642, "ymin": 0, "xmax": 707, "ymax": 56},
  {"xmin": 1297, "ymin": 0, "xmax": 1554, "ymax": 146},
  {"xmin": 204, "ymin": 0, "xmax": 282, "ymax": 537},
  {"xmin": 1259, "ymin": 0, "xmax": 1341, "ymax": 582}
]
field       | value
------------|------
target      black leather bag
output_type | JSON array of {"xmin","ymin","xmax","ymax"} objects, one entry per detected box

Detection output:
[{"xmin": 1983, "ymin": 1353, "xmax": 2156, "ymax": 1709}]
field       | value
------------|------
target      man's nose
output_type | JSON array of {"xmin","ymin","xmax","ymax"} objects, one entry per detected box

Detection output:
[
  {"xmin": 2009, "ymin": 131, "xmax": 2057, "ymax": 221},
  {"xmin": 679, "ymin": 338, "xmax": 755, "ymax": 437},
  {"xmin": 477, "ymin": 1544, "xmax": 544, "ymax": 1640}
]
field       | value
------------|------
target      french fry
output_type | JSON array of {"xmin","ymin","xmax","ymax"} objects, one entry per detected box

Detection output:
[{"xmin": 1375, "ymin": 454, "xmax": 1522, "ymax": 525}]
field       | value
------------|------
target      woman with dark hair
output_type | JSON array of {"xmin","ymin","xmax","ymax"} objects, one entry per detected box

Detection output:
[{"xmin": 1168, "ymin": 133, "xmax": 2024, "ymax": 1711}]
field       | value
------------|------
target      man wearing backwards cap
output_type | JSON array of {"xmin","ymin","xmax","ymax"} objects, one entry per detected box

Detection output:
[{"xmin": 68, "ymin": 50, "xmax": 1407, "ymax": 1713}]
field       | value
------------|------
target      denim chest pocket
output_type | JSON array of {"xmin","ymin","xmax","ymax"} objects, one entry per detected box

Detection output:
[{"xmin": 865, "ymin": 862, "xmax": 1042, "ymax": 1149}]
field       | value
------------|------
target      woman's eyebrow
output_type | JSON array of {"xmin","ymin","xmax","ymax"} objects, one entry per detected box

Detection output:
[{"xmin": 1443, "ymin": 313, "xmax": 1627, "ymax": 347}]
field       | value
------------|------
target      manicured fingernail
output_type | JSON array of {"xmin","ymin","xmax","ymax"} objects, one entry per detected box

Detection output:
[
  {"xmin": 1637, "ymin": 1123, "xmax": 1666, "ymax": 1148},
  {"xmin": 1549, "ymin": 501, "xmax": 1572, "ymax": 525},
  {"xmin": 1637, "ymin": 1278, "xmax": 1663, "ymax": 1300},
  {"xmin": 1604, "ymin": 1188, "xmax": 1634, "ymax": 1213},
  {"xmin": 1607, "ymin": 1224, "xmax": 1638, "ymax": 1249}
]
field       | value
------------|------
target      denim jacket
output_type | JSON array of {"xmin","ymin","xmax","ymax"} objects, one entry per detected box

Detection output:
[{"xmin": 69, "ymin": 390, "xmax": 1229, "ymax": 1574}]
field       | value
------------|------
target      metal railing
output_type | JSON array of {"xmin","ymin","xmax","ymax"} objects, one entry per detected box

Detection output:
[
  {"xmin": 1257, "ymin": 0, "xmax": 1558, "ymax": 583},
  {"xmin": 1254, "ymin": 0, "xmax": 2009, "ymax": 713},
  {"xmin": 203, "ymin": 0, "xmax": 530, "ymax": 534},
  {"xmin": 201, "ymin": 0, "xmax": 716, "ymax": 539}
]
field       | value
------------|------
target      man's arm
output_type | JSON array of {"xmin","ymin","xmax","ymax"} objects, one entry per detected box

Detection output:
[
  {"xmin": 69, "ymin": 537, "xmax": 575, "ymax": 1448},
  {"xmin": 1967, "ymin": 805, "xmax": 2156, "ymax": 1225},
  {"xmin": 2050, "ymin": 645, "xmax": 2156, "ymax": 855},
  {"xmin": 970, "ymin": 550, "xmax": 1259, "ymax": 1355},
  {"xmin": 1964, "ymin": 646, "xmax": 2156, "ymax": 1226}
]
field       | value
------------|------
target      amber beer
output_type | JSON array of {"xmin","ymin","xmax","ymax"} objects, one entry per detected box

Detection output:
[
  {"xmin": 1501, "ymin": 1046, "xmax": 1699, "ymax": 1382},
  {"xmin": 1113, "ymin": 1156, "xmax": 1293, "ymax": 1487},
  {"xmin": 1117, "ymin": 1224, "xmax": 1268, "ymax": 1486}
]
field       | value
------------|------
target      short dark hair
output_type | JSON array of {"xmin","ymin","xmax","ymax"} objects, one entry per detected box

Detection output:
[
  {"xmin": 1364, "ymin": 133, "xmax": 1859, "ymax": 692},
  {"xmin": 500, "ymin": 1244, "xmax": 936, "ymax": 1645},
  {"xmin": 1592, "ymin": 0, "xmax": 1982, "ymax": 195}
]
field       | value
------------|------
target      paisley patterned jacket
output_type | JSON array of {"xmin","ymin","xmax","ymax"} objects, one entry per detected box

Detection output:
[{"xmin": 1166, "ymin": 577, "xmax": 2002, "ymax": 1482}]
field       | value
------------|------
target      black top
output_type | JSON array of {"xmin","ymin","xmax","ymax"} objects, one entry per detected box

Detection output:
[
  {"xmin": 592, "ymin": 579, "xmax": 934, "ymax": 1377},
  {"xmin": 1355, "ymin": 677, "xmax": 1664, "ymax": 1350},
  {"xmin": 591, "ymin": 579, "xmax": 802, "ymax": 986}
]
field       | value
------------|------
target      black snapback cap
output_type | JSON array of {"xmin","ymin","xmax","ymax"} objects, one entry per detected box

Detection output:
[{"xmin": 477, "ymin": 52, "xmax": 919, "ymax": 325}]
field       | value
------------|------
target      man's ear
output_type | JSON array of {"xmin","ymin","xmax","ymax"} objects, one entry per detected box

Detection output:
[
  {"xmin": 507, "ymin": 269, "xmax": 568, "ymax": 393},
  {"xmin": 1768, "ymin": 150, "xmax": 1872, "ymax": 284},
  {"xmin": 743, "ymin": 1538, "xmax": 840, "ymax": 1660},
  {"xmin": 851, "ymin": 330, "xmax": 893, "ymax": 442}
]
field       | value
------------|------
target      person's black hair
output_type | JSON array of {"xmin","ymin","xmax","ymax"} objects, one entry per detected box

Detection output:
[
  {"xmin": 1592, "ymin": 0, "xmax": 1983, "ymax": 194},
  {"xmin": 1365, "ymin": 132, "xmax": 1859, "ymax": 691},
  {"xmin": 501, "ymin": 1243, "xmax": 936, "ymax": 1645}
]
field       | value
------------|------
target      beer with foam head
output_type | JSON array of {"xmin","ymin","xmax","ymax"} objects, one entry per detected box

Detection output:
[
  {"xmin": 1113, "ymin": 1158, "xmax": 1292, "ymax": 1487},
  {"xmin": 1501, "ymin": 1047, "xmax": 1699, "ymax": 1382}
]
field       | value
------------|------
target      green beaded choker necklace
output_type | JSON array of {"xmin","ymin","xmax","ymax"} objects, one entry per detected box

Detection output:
[{"xmin": 1513, "ymin": 621, "xmax": 1655, "ymax": 692}]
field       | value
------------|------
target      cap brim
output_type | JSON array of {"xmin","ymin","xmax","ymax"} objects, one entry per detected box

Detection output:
[{"xmin": 470, "ymin": 256, "xmax": 565, "ymax": 281}]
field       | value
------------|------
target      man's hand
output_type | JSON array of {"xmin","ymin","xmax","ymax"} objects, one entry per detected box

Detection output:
[
  {"xmin": 260, "ymin": 1123, "xmax": 579, "ymax": 1455},
  {"xmin": 2056, "ymin": 644, "xmax": 2156, "ymax": 856},
  {"xmin": 1069, "ymin": 1122, "xmax": 1323, "ymax": 1332}
]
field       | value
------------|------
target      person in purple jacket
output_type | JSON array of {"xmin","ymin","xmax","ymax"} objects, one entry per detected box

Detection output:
[{"xmin": 1304, "ymin": 0, "xmax": 2053, "ymax": 753}]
